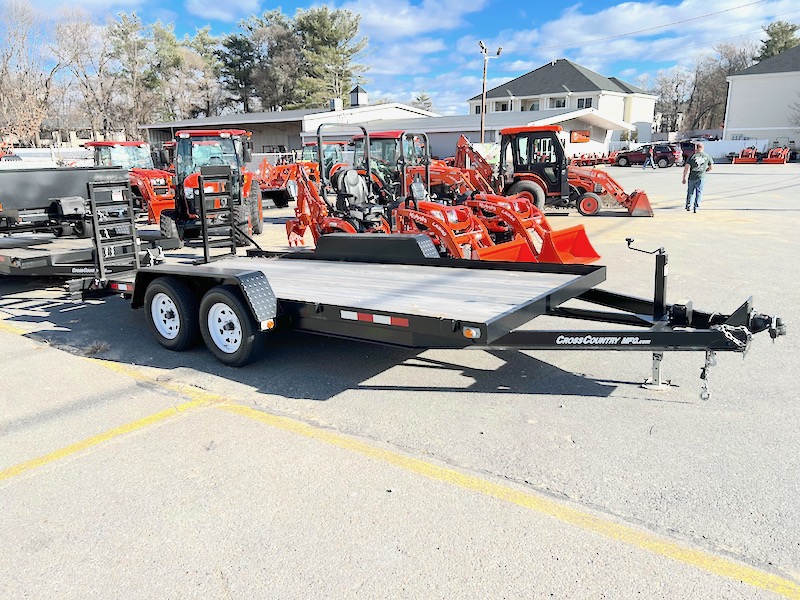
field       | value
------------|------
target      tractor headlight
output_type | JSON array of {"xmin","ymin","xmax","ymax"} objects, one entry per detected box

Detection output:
[
  {"xmin": 185, "ymin": 187, "xmax": 195, "ymax": 199},
  {"xmin": 151, "ymin": 177, "xmax": 167, "ymax": 186}
]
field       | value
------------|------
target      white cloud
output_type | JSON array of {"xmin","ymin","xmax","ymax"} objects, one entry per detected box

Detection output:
[
  {"xmin": 342, "ymin": 0, "xmax": 489, "ymax": 39},
  {"xmin": 184, "ymin": 0, "xmax": 261, "ymax": 23}
]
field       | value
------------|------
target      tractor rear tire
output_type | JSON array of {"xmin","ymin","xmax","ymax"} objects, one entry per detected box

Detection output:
[
  {"xmin": 507, "ymin": 180, "xmax": 546, "ymax": 209},
  {"xmin": 144, "ymin": 277, "xmax": 200, "ymax": 351},
  {"xmin": 249, "ymin": 185, "xmax": 263, "ymax": 234},
  {"xmin": 577, "ymin": 192, "xmax": 602, "ymax": 216},
  {"xmin": 617, "ymin": 156, "xmax": 629, "ymax": 167},
  {"xmin": 199, "ymin": 285, "xmax": 259, "ymax": 366}
]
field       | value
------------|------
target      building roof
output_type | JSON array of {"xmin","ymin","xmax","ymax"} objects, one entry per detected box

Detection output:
[
  {"xmin": 140, "ymin": 103, "xmax": 437, "ymax": 131},
  {"xmin": 301, "ymin": 107, "xmax": 633, "ymax": 139},
  {"xmin": 469, "ymin": 59, "xmax": 651, "ymax": 101},
  {"xmin": 732, "ymin": 43, "xmax": 800, "ymax": 76},
  {"xmin": 350, "ymin": 85, "xmax": 367, "ymax": 94}
]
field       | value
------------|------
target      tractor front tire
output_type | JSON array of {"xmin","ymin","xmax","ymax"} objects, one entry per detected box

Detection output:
[
  {"xmin": 233, "ymin": 199, "xmax": 253, "ymax": 247},
  {"xmin": 159, "ymin": 211, "xmax": 183, "ymax": 248},
  {"xmin": 249, "ymin": 185, "xmax": 263, "ymax": 234},
  {"xmin": 508, "ymin": 180, "xmax": 546, "ymax": 209},
  {"xmin": 577, "ymin": 192, "xmax": 602, "ymax": 216}
]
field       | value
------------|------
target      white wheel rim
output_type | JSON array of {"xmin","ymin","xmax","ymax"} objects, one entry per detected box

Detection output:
[
  {"xmin": 151, "ymin": 292, "xmax": 180, "ymax": 340},
  {"xmin": 207, "ymin": 302, "xmax": 242, "ymax": 354}
]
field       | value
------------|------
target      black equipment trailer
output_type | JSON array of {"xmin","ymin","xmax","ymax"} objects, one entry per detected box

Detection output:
[
  {"xmin": 0, "ymin": 166, "xmax": 128, "ymax": 237},
  {"xmin": 0, "ymin": 167, "xmax": 786, "ymax": 400}
]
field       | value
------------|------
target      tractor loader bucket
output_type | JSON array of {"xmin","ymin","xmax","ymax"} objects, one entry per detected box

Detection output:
[
  {"xmin": 474, "ymin": 237, "xmax": 537, "ymax": 262},
  {"xmin": 626, "ymin": 190, "xmax": 654, "ymax": 217},
  {"xmin": 538, "ymin": 224, "xmax": 601, "ymax": 264}
]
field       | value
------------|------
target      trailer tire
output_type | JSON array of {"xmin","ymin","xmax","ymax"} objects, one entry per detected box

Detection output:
[
  {"xmin": 233, "ymin": 200, "xmax": 253, "ymax": 247},
  {"xmin": 199, "ymin": 285, "xmax": 259, "ymax": 366},
  {"xmin": 144, "ymin": 277, "xmax": 200, "ymax": 351},
  {"xmin": 507, "ymin": 180, "xmax": 545, "ymax": 209},
  {"xmin": 577, "ymin": 192, "xmax": 602, "ymax": 216},
  {"xmin": 249, "ymin": 185, "xmax": 263, "ymax": 234},
  {"xmin": 617, "ymin": 156, "xmax": 629, "ymax": 167}
]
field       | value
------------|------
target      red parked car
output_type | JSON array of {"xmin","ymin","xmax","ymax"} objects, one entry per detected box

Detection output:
[{"xmin": 615, "ymin": 144, "xmax": 683, "ymax": 168}]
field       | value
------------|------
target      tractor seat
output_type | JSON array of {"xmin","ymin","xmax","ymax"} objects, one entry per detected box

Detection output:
[{"xmin": 340, "ymin": 169, "xmax": 370, "ymax": 206}]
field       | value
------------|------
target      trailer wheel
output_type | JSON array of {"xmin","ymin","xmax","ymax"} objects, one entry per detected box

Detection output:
[
  {"xmin": 249, "ymin": 185, "xmax": 263, "ymax": 234},
  {"xmin": 200, "ymin": 286, "xmax": 259, "ymax": 366},
  {"xmin": 144, "ymin": 277, "xmax": 200, "ymax": 351},
  {"xmin": 507, "ymin": 181, "xmax": 545, "ymax": 209},
  {"xmin": 577, "ymin": 192, "xmax": 602, "ymax": 216},
  {"xmin": 233, "ymin": 200, "xmax": 253, "ymax": 247}
]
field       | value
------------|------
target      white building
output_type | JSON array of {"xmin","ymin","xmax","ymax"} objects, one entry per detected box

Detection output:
[
  {"xmin": 467, "ymin": 59, "xmax": 657, "ymax": 143},
  {"xmin": 723, "ymin": 44, "xmax": 800, "ymax": 148}
]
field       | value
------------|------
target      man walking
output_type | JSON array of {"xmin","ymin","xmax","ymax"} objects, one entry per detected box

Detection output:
[
  {"xmin": 642, "ymin": 146, "xmax": 656, "ymax": 169},
  {"xmin": 682, "ymin": 142, "xmax": 713, "ymax": 212}
]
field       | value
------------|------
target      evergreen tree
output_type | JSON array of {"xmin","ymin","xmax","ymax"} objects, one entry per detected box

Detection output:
[
  {"xmin": 216, "ymin": 33, "xmax": 257, "ymax": 112},
  {"xmin": 754, "ymin": 21, "xmax": 799, "ymax": 62}
]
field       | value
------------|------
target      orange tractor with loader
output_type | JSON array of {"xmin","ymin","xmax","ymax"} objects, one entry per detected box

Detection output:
[
  {"xmin": 450, "ymin": 128, "xmax": 653, "ymax": 217},
  {"xmin": 286, "ymin": 125, "xmax": 599, "ymax": 265}
]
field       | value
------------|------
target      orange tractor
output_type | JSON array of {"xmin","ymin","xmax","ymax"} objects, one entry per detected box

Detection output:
[
  {"xmin": 762, "ymin": 147, "xmax": 791, "ymax": 164},
  {"xmin": 85, "ymin": 141, "xmax": 175, "ymax": 224},
  {"xmin": 731, "ymin": 147, "xmax": 760, "ymax": 164},
  {"xmin": 451, "ymin": 128, "xmax": 653, "ymax": 217},
  {"xmin": 287, "ymin": 125, "xmax": 599, "ymax": 265},
  {"xmin": 159, "ymin": 129, "xmax": 262, "ymax": 245}
]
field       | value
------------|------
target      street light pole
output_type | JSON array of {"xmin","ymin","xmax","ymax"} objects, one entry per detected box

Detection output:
[{"xmin": 479, "ymin": 40, "xmax": 502, "ymax": 144}]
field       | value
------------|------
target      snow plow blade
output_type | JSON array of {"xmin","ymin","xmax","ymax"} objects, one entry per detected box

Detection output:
[
  {"xmin": 538, "ymin": 224, "xmax": 601, "ymax": 264},
  {"xmin": 626, "ymin": 190, "xmax": 654, "ymax": 217}
]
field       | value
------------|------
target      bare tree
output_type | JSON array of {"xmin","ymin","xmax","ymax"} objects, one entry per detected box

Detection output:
[
  {"xmin": 0, "ymin": 1, "xmax": 62, "ymax": 146},
  {"xmin": 790, "ymin": 92, "xmax": 800, "ymax": 130},
  {"xmin": 651, "ymin": 67, "xmax": 693, "ymax": 132}
]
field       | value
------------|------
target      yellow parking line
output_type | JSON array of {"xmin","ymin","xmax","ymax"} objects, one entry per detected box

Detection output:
[
  {"xmin": 219, "ymin": 402, "xmax": 800, "ymax": 599},
  {"xmin": 0, "ymin": 397, "xmax": 207, "ymax": 482},
  {"xmin": 0, "ymin": 319, "xmax": 28, "ymax": 335}
]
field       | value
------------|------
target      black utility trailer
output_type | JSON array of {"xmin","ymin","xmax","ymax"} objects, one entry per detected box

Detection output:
[
  {"xmin": 0, "ymin": 166, "xmax": 126, "ymax": 236},
  {"xmin": 1, "ymin": 167, "xmax": 786, "ymax": 400}
]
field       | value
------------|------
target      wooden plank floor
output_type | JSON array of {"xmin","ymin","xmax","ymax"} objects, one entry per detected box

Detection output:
[{"xmin": 214, "ymin": 257, "xmax": 582, "ymax": 323}]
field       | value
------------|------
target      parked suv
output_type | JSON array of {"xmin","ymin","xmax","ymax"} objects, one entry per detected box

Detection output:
[{"xmin": 615, "ymin": 144, "xmax": 683, "ymax": 168}]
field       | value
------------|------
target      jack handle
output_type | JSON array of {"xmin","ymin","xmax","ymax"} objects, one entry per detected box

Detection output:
[{"xmin": 626, "ymin": 237, "xmax": 664, "ymax": 255}]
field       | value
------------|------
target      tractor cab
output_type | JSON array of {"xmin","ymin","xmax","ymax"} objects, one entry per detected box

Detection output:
[
  {"xmin": 300, "ymin": 141, "xmax": 345, "ymax": 179},
  {"xmin": 87, "ymin": 141, "xmax": 155, "ymax": 170},
  {"xmin": 498, "ymin": 126, "xmax": 570, "ymax": 207},
  {"xmin": 351, "ymin": 130, "xmax": 429, "ymax": 198}
]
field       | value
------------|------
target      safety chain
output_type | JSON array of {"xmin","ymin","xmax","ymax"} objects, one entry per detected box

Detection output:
[
  {"xmin": 699, "ymin": 350, "xmax": 717, "ymax": 401},
  {"xmin": 710, "ymin": 323, "xmax": 752, "ymax": 350}
]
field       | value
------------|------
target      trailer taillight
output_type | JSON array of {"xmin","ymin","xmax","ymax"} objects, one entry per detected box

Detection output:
[{"xmin": 462, "ymin": 326, "xmax": 481, "ymax": 339}]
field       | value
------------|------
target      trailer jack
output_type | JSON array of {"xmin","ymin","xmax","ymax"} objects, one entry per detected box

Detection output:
[{"xmin": 699, "ymin": 350, "xmax": 717, "ymax": 401}]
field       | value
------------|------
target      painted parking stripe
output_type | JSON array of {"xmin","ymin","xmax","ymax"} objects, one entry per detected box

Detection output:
[{"xmin": 219, "ymin": 402, "xmax": 800, "ymax": 599}]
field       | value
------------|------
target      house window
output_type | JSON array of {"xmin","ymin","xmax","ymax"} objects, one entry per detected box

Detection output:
[
  {"xmin": 577, "ymin": 98, "xmax": 593, "ymax": 109},
  {"xmin": 496, "ymin": 102, "xmax": 508, "ymax": 112},
  {"xmin": 475, "ymin": 105, "xmax": 481, "ymax": 114},
  {"xmin": 528, "ymin": 100, "xmax": 540, "ymax": 111},
  {"xmin": 549, "ymin": 97, "xmax": 566, "ymax": 109}
]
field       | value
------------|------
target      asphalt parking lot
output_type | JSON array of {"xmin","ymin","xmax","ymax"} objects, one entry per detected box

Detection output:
[{"xmin": 1, "ymin": 162, "xmax": 799, "ymax": 598}]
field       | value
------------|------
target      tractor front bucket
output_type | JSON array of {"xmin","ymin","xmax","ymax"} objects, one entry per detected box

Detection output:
[
  {"xmin": 538, "ymin": 224, "xmax": 601, "ymax": 264},
  {"xmin": 626, "ymin": 190, "xmax": 654, "ymax": 217},
  {"xmin": 474, "ymin": 237, "xmax": 538, "ymax": 262}
]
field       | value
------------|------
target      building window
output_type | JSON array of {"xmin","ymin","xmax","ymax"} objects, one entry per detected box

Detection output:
[
  {"xmin": 528, "ymin": 100, "xmax": 540, "ymax": 111},
  {"xmin": 475, "ymin": 105, "xmax": 481, "ymax": 114},
  {"xmin": 577, "ymin": 97, "xmax": 593, "ymax": 109},
  {"xmin": 496, "ymin": 102, "xmax": 508, "ymax": 112},
  {"xmin": 549, "ymin": 97, "xmax": 566, "ymax": 109}
]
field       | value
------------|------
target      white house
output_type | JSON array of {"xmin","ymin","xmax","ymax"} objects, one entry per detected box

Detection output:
[
  {"xmin": 468, "ymin": 59, "xmax": 657, "ymax": 143},
  {"xmin": 723, "ymin": 44, "xmax": 800, "ymax": 148}
]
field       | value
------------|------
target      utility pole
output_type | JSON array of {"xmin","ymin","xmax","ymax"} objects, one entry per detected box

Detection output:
[{"xmin": 479, "ymin": 40, "xmax": 502, "ymax": 144}]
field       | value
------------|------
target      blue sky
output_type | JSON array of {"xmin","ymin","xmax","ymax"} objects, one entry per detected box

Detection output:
[{"xmin": 38, "ymin": 0, "xmax": 799, "ymax": 114}]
